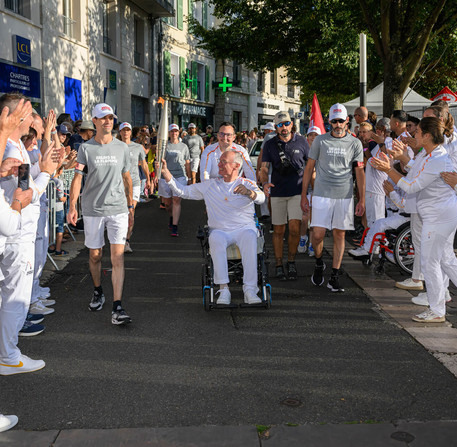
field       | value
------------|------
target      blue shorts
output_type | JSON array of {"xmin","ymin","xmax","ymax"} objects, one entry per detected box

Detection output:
[{"xmin": 56, "ymin": 210, "xmax": 64, "ymax": 233}]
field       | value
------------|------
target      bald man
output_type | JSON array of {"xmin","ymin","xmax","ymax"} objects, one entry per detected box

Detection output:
[{"xmin": 354, "ymin": 107, "xmax": 368, "ymax": 125}]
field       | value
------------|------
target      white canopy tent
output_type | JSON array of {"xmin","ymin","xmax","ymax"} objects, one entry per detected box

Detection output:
[{"xmin": 343, "ymin": 82, "xmax": 432, "ymax": 116}]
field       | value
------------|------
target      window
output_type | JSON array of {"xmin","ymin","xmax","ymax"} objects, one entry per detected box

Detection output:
[
  {"xmin": 62, "ymin": 0, "xmax": 81, "ymax": 41},
  {"xmin": 5, "ymin": 0, "xmax": 30, "ymax": 18},
  {"xmin": 164, "ymin": 52, "xmax": 180, "ymax": 97},
  {"xmin": 164, "ymin": 0, "xmax": 183, "ymax": 30},
  {"xmin": 134, "ymin": 16, "xmax": 145, "ymax": 68},
  {"xmin": 257, "ymin": 71, "xmax": 264, "ymax": 92},
  {"xmin": 270, "ymin": 70, "xmax": 276, "ymax": 94},
  {"xmin": 191, "ymin": 0, "xmax": 207, "ymax": 28},
  {"xmin": 287, "ymin": 82, "xmax": 294, "ymax": 98},
  {"xmin": 102, "ymin": 1, "xmax": 116, "ymax": 56},
  {"xmin": 233, "ymin": 60, "xmax": 241, "ymax": 84},
  {"xmin": 232, "ymin": 111, "xmax": 241, "ymax": 132},
  {"xmin": 131, "ymin": 95, "xmax": 148, "ymax": 127}
]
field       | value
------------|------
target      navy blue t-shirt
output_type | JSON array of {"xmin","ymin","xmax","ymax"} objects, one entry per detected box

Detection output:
[{"xmin": 262, "ymin": 133, "xmax": 309, "ymax": 197}]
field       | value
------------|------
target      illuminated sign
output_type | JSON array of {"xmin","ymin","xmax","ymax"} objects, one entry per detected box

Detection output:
[{"xmin": 13, "ymin": 35, "xmax": 31, "ymax": 66}]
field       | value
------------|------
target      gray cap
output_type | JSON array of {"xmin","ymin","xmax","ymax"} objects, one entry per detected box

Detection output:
[{"xmin": 80, "ymin": 120, "xmax": 95, "ymax": 131}]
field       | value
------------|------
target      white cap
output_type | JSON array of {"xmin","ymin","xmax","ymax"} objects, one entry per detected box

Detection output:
[
  {"xmin": 188, "ymin": 122, "xmax": 196, "ymax": 129},
  {"xmin": 119, "ymin": 122, "xmax": 132, "ymax": 131},
  {"xmin": 307, "ymin": 126, "xmax": 322, "ymax": 135},
  {"xmin": 329, "ymin": 103, "xmax": 348, "ymax": 121},
  {"xmin": 92, "ymin": 103, "xmax": 117, "ymax": 119},
  {"xmin": 263, "ymin": 122, "xmax": 275, "ymax": 131},
  {"xmin": 169, "ymin": 124, "xmax": 179, "ymax": 131}
]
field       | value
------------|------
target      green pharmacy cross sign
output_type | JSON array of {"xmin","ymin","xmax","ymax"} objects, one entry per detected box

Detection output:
[
  {"xmin": 218, "ymin": 76, "xmax": 232, "ymax": 92},
  {"xmin": 185, "ymin": 69, "xmax": 197, "ymax": 90}
]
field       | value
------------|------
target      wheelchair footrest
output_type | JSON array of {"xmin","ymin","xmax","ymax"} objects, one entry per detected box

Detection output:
[
  {"xmin": 239, "ymin": 302, "xmax": 269, "ymax": 308},
  {"xmin": 211, "ymin": 303, "xmax": 238, "ymax": 309}
]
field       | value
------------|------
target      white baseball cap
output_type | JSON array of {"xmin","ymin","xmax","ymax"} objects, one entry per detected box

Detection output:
[
  {"xmin": 263, "ymin": 122, "xmax": 275, "ymax": 131},
  {"xmin": 307, "ymin": 126, "xmax": 322, "ymax": 135},
  {"xmin": 119, "ymin": 122, "xmax": 132, "ymax": 131},
  {"xmin": 329, "ymin": 103, "xmax": 348, "ymax": 121},
  {"xmin": 169, "ymin": 124, "xmax": 179, "ymax": 131},
  {"xmin": 188, "ymin": 123, "xmax": 196, "ymax": 129},
  {"xmin": 92, "ymin": 103, "xmax": 117, "ymax": 119}
]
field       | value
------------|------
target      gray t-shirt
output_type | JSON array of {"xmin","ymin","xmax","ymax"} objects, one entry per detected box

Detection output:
[
  {"xmin": 182, "ymin": 134, "xmax": 204, "ymax": 159},
  {"xmin": 309, "ymin": 132, "xmax": 363, "ymax": 199},
  {"xmin": 165, "ymin": 142, "xmax": 190, "ymax": 178},
  {"xmin": 128, "ymin": 142, "xmax": 146, "ymax": 187},
  {"xmin": 77, "ymin": 137, "xmax": 130, "ymax": 217}
]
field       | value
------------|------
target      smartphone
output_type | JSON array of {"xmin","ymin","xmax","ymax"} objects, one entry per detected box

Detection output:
[{"xmin": 18, "ymin": 164, "xmax": 30, "ymax": 191}]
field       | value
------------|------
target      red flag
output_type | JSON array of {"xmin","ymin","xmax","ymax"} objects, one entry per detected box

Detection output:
[{"xmin": 309, "ymin": 93, "xmax": 326, "ymax": 135}]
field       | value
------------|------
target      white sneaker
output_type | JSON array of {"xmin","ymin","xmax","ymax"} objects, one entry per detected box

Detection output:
[
  {"xmin": 124, "ymin": 241, "xmax": 133, "ymax": 253},
  {"xmin": 29, "ymin": 301, "xmax": 55, "ymax": 315},
  {"xmin": 216, "ymin": 288, "xmax": 231, "ymax": 305},
  {"xmin": 38, "ymin": 297, "xmax": 56, "ymax": 306},
  {"xmin": 412, "ymin": 309, "xmax": 445, "ymax": 323},
  {"xmin": 0, "ymin": 414, "xmax": 18, "ymax": 432},
  {"xmin": 395, "ymin": 278, "xmax": 423, "ymax": 290},
  {"xmin": 39, "ymin": 291, "xmax": 51, "ymax": 299},
  {"xmin": 348, "ymin": 247, "xmax": 369, "ymax": 257},
  {"xmin": 412, "ymin": 290, "xmax": 452, "ymax": 306},
  {"xmin": 297, "ymin": 236, "xmax": 308, "ymax": 254},
  {"xmin": 244, "ymin": 291, "xmax": 262, "ymax": 305},
  {"xmin": 0, "ymin": 354, "xmax": 45, "ymax": 375},
  {"xmin": 39, "ymin": 286, "xmax": 50, "ymax": 294}
]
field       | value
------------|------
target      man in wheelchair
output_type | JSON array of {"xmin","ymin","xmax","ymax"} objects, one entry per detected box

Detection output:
[{"xmin": 157, "ymin": 150, "xmax": 265, "ymax": 305}]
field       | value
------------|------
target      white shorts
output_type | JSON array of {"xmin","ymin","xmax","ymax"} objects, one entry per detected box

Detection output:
[
  {"xmin": 83, "ymin": 213, "xmax": 129, "ymax": 249},
  {"xmin": 190, "ymin": 158, "xmax": 200, "ymax": 173},
  {"xmin": 132, "ymin": 185, "xmax": 141, "ymax": 202},
  {"xmin": 270, "ymin": 195, "xmax": 302, "ymax": 225},
  {"xmin": 311, "ymin": 196, "xmax": 354, "ymax": 231},
  {"xmin": 158, "ymin": 176, "xmax": 187, "ymax": 198},
  {"xmin": 365, "ymin": 192, "xmax": 385, "ymax": 227}
]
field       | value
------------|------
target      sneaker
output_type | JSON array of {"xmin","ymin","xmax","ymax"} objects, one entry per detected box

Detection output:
[
  {"xmin": 327, "ymin": 274, "xmax": 345, "ymax": 292},
  {"xmin": 111, "ymin": 307, "xmax": 132, "ymax": 325},
  {"xmin": 26, "ymin": 313, "xmax": 44, "ymax": 324},
  {"xmin": 308, "ymin": 245, "xmax": 315, "ymax": 257},
  {"xmin": 170, "ymin": 225, "xmax": 179, "ymax": 237},
  {"xmin": 29, "ymin": 301, "xmax": 54, "ymax": 315},
  {"xmin": 124, "ymin": 241, "xmax": 133, "ymax": 253},
  {"xmin": 19, "ymin": 321, "xmax": 45, "ymax": 337},
  {"xmin": 39, "ymin": 286, "xmax": 50, "ymax": 294},
  {"xmin": 412, "ymin": 309, "xmax": 445, "ymax": 323},
  {"xmin": 297, "ymin": 237, "xmax": 308, "ymax": 254},
  {"xmin": 0, "ymin": 354, "xmax": 45, "ymax": 375},
  {"xmin": 38, "ymin": 291, "xmax": 51, "ymax": 299},
  {"xmin": 89, "ymin": 290, "xmax": 105, "ymax": 311},
  {"xmin": 38, "ymin": 297, "xmax": 55, "ymax": 307},
  {"xmin": 311, "ymin": 262, "xmax": 326, "ymax": 286},
  {"xmin": 244, "ymin": 290, "xmax": 262, "ymax": 304},
  {"xmin": 53, "ymin": 250, "xmax": 69, "ymax": 256},
  {"xmin": 395, "ymin": 278, "xmax": 423, "ymax": 290},
  {"xmin": 348, "ymin": 247, "xmax": 369, "ymax": 258},
  {"xmin": 286, "ymin": 262, "xmax": 297, "ymax": 280},
  {"xmin": 216, "ymin": 288, "xmax": 231, "ymax": 305},
  {"xmin": 0, "ymin": 414, "xmax": 18, "ymax": 432},
  {"xmin": 275, "ymin": 265, "xmax": 287, "ymax": 281},
  {"xmin": 412, "ymin": 290, "xmax": 452, "ymax": 306}
]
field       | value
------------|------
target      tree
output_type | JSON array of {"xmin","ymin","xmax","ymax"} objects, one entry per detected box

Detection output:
[{"xmin": 190, "ymin": 0, "xmax": 457, "ymax": 116}]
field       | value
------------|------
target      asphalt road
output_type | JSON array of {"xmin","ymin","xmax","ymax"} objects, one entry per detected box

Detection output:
[{"xmin": 3, "ymin": 199, "xmax": 457, "ymax": 431}]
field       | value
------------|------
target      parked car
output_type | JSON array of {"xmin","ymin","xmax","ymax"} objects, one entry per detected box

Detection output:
[{"xmin": 248, "ymin": 139, "xmax": 263, "ymax": 170}]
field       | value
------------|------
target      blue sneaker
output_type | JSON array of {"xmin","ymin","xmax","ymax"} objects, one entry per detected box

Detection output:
[
  {"xmin": 297, "ymin": 236, "xmax": 308, "ymax": 254},
  {"xmin": 19, "ymin": 321, "xmax": 45, "ymax": 337},
  {"xmin": 308, "ymin": 244, "xmax": 315, "ymax": 257},
  {"xmin": 26, "ymin": 313, "xmax": 44, "ymax": 324}
]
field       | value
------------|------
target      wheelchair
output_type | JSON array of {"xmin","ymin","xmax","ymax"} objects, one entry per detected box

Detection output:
[
  {"xmin": 350, "ymin": 221, "xmax": 414, "ymax": 275},
  {"xmin": 197, "ymin": 224, "xmax": 272, "ymax": 311}
]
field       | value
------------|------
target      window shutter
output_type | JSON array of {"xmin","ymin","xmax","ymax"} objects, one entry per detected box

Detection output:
[
  {"xmin": 202, "ymin": 1, "xmax": 208, "ymax": 29},
  {"xmin": 180, "ymin": 57, "xmax": 186, "ymax": 97},
  {"xmin": 205, "ymin": 65, "xmax": 210, "ymax": 102},
  {"xmin": 177, "ymin": 0, "xmax": 183, "ymax": 30},
  {"xmin": 191, "ymin": 61, "xmax": 198, "ymax": 99},
  {"xmin": 163, "ymin": 51, "xmax": 172, "ymax": 95}
]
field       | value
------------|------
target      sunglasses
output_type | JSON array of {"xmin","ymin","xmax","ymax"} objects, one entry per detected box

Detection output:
[
  {"xmin": 277, "ymin": 121, "xmax": 291, "ymax": 128},
  {"xmin": 331, "ymin": 119, "xmax": 346, "ymax": 124}
]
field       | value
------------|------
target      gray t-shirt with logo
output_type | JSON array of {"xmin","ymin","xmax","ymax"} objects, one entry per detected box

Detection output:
[
  {"xmin": 165, "ymin": 142, "xmax": 190, "ymax": 178},
  {"xmin": 182, "ymin": 134, "xmax": 204, "ymax": 159},
  {"xmin": 77, "ymin": 137, "xmax": 130, "ymax": 217},
  {"xmin": 309, "ymin": 132, "xmax": 363, "ymax": 199},
  {"xmin": 128, "ymin": 142, "xmax": 146, "ymax": 187}
]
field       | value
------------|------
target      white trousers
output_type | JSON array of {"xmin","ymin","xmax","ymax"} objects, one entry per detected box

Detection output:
[
  {"xmin": 0, "ymin": 241, "xmax": 35, "ymax": 364},
  {"xmin": 209, "ymin": 227, "xmax": 258, "ymax": 292},
  {"xmin": 363, "ymin": 214, "xmax": 410, "ymax": 252},
  {"xmin": 421, "ymin": 221, "xmax": 457, "ymax": 317},
  {"xmin": 31, "ymin": 207, "xmax": 48, "ymax": 303},
  {"xmin": 365, "ymin": 192, "xmax": 386, "ymax": 228},
  {"xmin": 410, "ymin": 213, "xmax": 424, "ymax": 281}
]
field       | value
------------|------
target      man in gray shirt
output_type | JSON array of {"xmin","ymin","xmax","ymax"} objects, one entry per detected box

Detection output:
[
  {"xmin": 157, "ymin": 123, "xmax": 191, "ymax": 237},
  {"xmin": 301, "ymin": 103, "xmax": 365, "ymax": 292},
  {"xmin": 182, "ymin": 123, "xmax": 204, "ymax": 184},
  {"xmin": 68, "ymin": 103, "xmax": 134, "ymax": 325}
]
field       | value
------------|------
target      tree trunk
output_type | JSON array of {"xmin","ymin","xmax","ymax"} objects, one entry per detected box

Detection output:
[{"xmin": 383, "ymin": 57, "xmax": 406, "ymax": 117}]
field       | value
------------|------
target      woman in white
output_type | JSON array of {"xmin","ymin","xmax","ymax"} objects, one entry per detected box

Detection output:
[{"xmin": 371, "ymin": 117, "xmax": 457, "ymax": 323}]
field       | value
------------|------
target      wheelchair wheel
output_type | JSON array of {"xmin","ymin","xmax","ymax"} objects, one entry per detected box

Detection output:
[
  {"xmin": 261, "ymin": 284, "xmax": 272, "ymax": 309},
  {"xmin": 394, "ymin": 226, "xmax": 414, "ymax": 275},
  {"xmin": 201, "ymin": 263, "xmax": 212, "ymax": 312}
]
